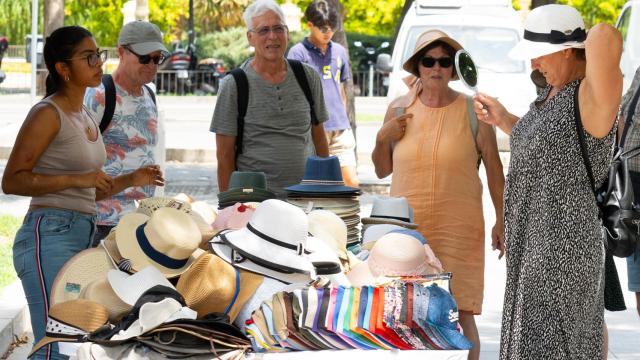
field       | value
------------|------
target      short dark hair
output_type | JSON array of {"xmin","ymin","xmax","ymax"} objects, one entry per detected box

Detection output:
[
  {"xmin": 305, "ymin": 0, "xmax": 339, "ymax": 30},
  {"xmin": 413, "ymin": 40, "xmax": 457, "ymax": 77}
]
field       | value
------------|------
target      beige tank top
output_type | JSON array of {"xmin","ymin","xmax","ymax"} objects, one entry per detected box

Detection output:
[{"xmin": 30, "ymin": 99, "xmax": 106, "ymax": 214}]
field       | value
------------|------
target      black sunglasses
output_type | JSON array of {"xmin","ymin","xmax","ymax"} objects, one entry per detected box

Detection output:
[
  {"xmin": 420, "ymin": 56, "xmax": 453, "ymax": 68},
  {"xmin": 125, "ymin": 46, "xmax": 167, "ymax": 65}
]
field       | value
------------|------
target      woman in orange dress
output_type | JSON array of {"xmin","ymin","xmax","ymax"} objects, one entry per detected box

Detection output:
[{"xmin": 372, "ymin": 29, "xmax": 505, "ymax": 360}]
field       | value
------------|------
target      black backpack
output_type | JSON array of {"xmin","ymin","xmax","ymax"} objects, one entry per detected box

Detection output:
[
  {"xmin": 99, "ymin": 74, "xmax": 157, "ymax": 133},
  {"xmin": 228, "ymin": 59, "xmax": 318, "ymax": 159}
]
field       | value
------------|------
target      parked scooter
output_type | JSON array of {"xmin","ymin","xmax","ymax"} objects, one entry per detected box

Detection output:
[
  {"xmin": 353, "ymin": 40, "xmax": 390, "ymax": 96},
  {"xmin": 157, "ymin": 40, "xmax": 196, "ymax": 94}
]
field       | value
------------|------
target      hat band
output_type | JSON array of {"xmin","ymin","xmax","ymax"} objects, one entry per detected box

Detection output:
[
  {"xmin": 136, "ymin": 224, "xmax": 188, "ymax": 270},
  {"xmin": 46, "ymin": 317, "xmax": 88, "ymax": 336},
  {"xmin": 300, "ymin": 179, "xmax": 345, "ymax": 186},
  {"xmin": 523, "ymin": 27, "xmax": 586, "ymax": 45},
  {"xmin": 372, "ymin": 214, "xmax": 411, "ymax": 223},
  {"xmin": 246, "ymin": 223, "xmax": 311, "ymax": 255},
  {"xmin": 222, "ymin": 268, "xmax": 241, "ymax": 316}
]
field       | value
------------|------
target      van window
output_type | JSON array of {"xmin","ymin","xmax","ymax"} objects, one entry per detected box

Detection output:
[{"xmin": 403, "ymin": 26, "xmax": 525, "ymax": 73}]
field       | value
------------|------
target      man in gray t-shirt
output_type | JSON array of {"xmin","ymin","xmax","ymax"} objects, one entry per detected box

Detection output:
[{"xmin": 210, "ymin": 0, "xmax": 329, "ymax": 198}]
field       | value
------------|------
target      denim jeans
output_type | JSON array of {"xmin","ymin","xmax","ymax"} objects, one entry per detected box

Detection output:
[{"xmin": 13, "ymin": 208, "xmax": 96, "ymax": 360}]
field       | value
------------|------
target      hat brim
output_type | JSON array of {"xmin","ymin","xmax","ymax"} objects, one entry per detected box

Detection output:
[
  {"xmin": 219, "ymin": 227, "xmax": 316, "ymax": 276},
  {"xmin": 284, "ymin": 184, "xmax": 360, "ymax": 193},
  {"xmin": 50, "ymin": 248, "xmax": 115, "ymax": 306},
  {"xmin": 422, "ymin": 323, "xmax": 474, "ymax": 350},
  {"xmin": 402, "ymin": 35, "xmax": 463, "ymax": 79},
  {"xmin": 361, "ymin": 217, "xmax": 418, "ymax": 229},
  {"xmin": 29, "ymin": 336, "xmax": 82, "ymax": 358},
  {"xmin": 508, "ymin": 39, "xmax": 585, "ymax": 60},
  {"xmin": 128, "ymin": 42, "xmax": 168, "ymax": 55},
  {"xmin": 209, "ymin": 238, "xmax": 315, "ymax": 285},
  {"xmin": 115, "ymin": 213, "xmax": 197, "ymax": 278},
  {"xmin": 107, "ymin": 267, "xmax": 175, "ymax": 306}
]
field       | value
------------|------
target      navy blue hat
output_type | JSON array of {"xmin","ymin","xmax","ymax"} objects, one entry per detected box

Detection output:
[{"xmin": 285, "ymin": 156, "xmax": 360, "ymax": 194}]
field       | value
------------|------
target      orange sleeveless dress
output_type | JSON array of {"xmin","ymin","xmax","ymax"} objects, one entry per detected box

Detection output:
[{"xmin": 390, "ymin": 93, "xmax": 485, "ymax": 314}]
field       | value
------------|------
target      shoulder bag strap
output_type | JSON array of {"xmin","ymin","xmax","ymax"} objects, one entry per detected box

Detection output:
[
  {"xmin": 229, "ymin": 68, "xmax": 249, "ymax": 159},
  {"xmin": 100, "ymin": 74, "xmax": 116, "ymax": 133},
  {"xmin": 287, "ymin": 59, "xmax": 319, "ymax": 125},
  {"xmin": 620, "ymin": 83, "xmax": 640, "ymax": 149}
]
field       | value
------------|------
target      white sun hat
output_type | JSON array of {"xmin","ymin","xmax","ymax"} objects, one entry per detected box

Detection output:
[
  {"xmin": 509, "ymin": 4, "xmax": 586, "ymax": 60},
  {"xmin": 107, "ymin": 266, "xmax": 175, "ymax": 306},
  {"xmin": 210, "ymin": 199, "xmax": 316, "ymax": 284}
]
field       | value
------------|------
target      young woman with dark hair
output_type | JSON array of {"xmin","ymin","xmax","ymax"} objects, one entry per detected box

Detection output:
[{"xmin": 2, "ymin": 25, "xmax": 110, "ymax": 360}]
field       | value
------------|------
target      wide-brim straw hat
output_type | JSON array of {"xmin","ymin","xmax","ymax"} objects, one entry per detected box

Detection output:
[
  {"xmin": 509, "ymin": 4, "xmax": 586, "ymax": 60},
  {"xmin": 29, "ymin": 299, "xmax": 109, "ymax": 357},
  {"xmin": 50, "ymin": 247, "xmax": 115, "ymax": 306},
  {"xmin": 107, "ymin": 266, "xmax": 176, "ymax": 306},
  {"xmin": 115, "ymin": 207, "xmax": 201, "ymax": 278},
  {"xmin": 402, "ymin": 29, "xmax": 463, "ymax": 79},
  {"xmin": 307, "ymin": 209, "xmax": 348, "ymax": 261},
  {"xmin": 79, "ymin": 277, "xmax": 131, "ymax": 323},
  {"xmin": 176, "ymin": 252, "xmax": 264, "ymax": 321}
]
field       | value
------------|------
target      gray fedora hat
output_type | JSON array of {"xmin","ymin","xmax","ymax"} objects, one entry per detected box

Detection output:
[{"xmin": 118, "ymin": 21, "xmax": 168, "ymax": 55}]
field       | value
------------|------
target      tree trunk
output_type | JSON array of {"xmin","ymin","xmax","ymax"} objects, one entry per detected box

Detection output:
[
  {"xmin": 326, "ymin": 0, "xmax": 357, "ymax": 138},
  {"xmin": 41, "ymin": 0, "xmax": 65, "ymax": 95}
]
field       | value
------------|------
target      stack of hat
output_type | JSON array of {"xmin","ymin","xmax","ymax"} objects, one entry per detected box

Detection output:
[
  {"xmin": 285, "ymin": 156, "xmax": 362, "ymax": 247},
  {"xmin": 217, "ymin": 171, "xmax": 276, "ymax": 209},
  {"xmin": 245, "ymin": 281, "xmax": 473, "ymax": 352}
]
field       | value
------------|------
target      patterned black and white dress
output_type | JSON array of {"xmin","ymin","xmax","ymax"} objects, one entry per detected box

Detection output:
[{"xmin": 500, "ymin": 80, "xmax": 614, "ymax": 359}]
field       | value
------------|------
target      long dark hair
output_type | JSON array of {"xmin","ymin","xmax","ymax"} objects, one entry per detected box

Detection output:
[{"xmin": 43, "ymin": 26, "xmax": 93, "ymax": 98}]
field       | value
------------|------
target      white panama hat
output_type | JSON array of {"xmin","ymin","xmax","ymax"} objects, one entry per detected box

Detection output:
[{"xmin": 509, "ymin": 4, "xmax": 586, "ymax": 60}]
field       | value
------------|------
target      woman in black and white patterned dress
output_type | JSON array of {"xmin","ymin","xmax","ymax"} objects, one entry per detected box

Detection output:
[{"xmin": 472, "ymin": 5, "xmax": 622, "ymax": 359}]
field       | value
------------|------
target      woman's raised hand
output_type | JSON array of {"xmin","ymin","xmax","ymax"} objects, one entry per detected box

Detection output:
[{"xmin": 380, "ymin": 112, "xmax": 413, "ymax": 143}]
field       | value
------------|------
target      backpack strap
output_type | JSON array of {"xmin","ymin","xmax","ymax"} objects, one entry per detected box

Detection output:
[
  {"xmin": 620, "ymin": 82, "xmax": 640, "ymax": 149},
  {"xmin": 287, "ymin": 59, "xmax": 319, "ymax": 125},
  {"xmin": 466, "ymin": 95, "xmax": 481, "ymax": 167},
  {"xmin": 100, "ymin": 75, "xmax": 158, "ymax": 134},
  {"xmin": 229, "ymin": 69, "xmax": 249, "ymax": 159},
  {"xmin": 143, "ymin": 84, "xmax": 157, "ymax": 106},
  {"xmin": 100, "ymin": 74, "xmax": 116, "ymax": 133}
]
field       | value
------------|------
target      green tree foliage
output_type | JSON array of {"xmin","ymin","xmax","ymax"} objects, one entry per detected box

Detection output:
[
  {"xmin": 65, "ymin": 0, "xmax": 125, "ymax": 46},
  {"xmin": 0, "ymin": 0, "xmax": 42, "ymax": 45},
  {"xmin": 287, "ymin": 0, "xmax": 404, "ymax": 36},
  {"xmin": 557, "ymin": 0, "xmax": 625, "ymax": 27},
  {"xmin": 196, "ymin": 27, "xmax": 252, "ymax": 68}
]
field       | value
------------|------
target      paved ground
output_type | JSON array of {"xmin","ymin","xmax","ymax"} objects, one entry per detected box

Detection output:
[{"xmin": 0, "ymin": 93, "xmax": 637, "ymax": 359}]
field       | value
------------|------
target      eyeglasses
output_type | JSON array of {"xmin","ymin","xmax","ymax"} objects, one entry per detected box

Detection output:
[
  {"xmin": 66, "ymin": 50, "xmax": 108, "ymax": 68},
  {"xmin": 249, "ymin": 24, "xmax": 288, "ymax": 37},
  {"xmin": 125, "ymin": 46, "xmax": 167, "ymax": 65},
  {"xmin": 420, "ymin": 56, "xmax": 453, "ymax": 68},
  {"xmin": 315, "ymin": 25, "xmax": 334, "ymax": 34}
]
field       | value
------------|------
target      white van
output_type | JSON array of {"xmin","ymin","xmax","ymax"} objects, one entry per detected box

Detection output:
[
  {"xmin": 378, "ymin": 0, "xmax": 537, "ymax": 117},
  {"xmin": 615, "ymin": 0, "xmax": 640, "ymax": 93}
]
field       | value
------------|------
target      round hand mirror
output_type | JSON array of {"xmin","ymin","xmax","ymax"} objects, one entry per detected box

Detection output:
[{"xmin": 455, "ymin": 49, "xmax": 478, "ymax": 93}]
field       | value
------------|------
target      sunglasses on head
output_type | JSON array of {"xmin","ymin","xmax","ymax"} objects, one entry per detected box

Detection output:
[
  {"xmin": 420, "ymin": 56, "xmax": 453, "ymax": 68},
  {"xmin": 125, "ymin": 46, "xmax": 167, "ymax": 65}
]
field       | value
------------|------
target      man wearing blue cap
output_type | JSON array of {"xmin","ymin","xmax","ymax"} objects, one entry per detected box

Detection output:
[{"xmin": 85, "ymin": 21, "xmax": 167, "ymax": 244}]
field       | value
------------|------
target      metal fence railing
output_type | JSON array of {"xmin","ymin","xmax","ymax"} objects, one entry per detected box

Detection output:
[
  {"xmin": 5, "ymin": 45, "xmax": 119, "ymax": 60},
  {"xmin": 1, "ymin": 69, "xmax": 390, "ymax": 97}
]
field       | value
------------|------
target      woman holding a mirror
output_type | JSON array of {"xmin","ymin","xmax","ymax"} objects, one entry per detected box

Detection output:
[
  {"xmin": 372, "ymin": 29, "xmax": 505, "ymax": 360},
  {"xmin": 473, "ymin": 5, "xmax": 622, "ymax": 359}
]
